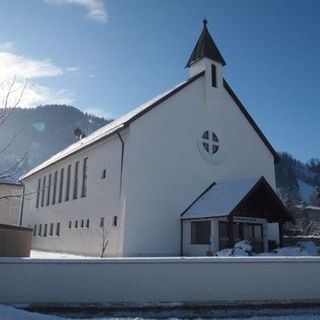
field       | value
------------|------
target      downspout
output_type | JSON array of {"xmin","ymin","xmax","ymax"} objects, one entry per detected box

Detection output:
[
  {"xmin": 117, "ymin": 132, "xmax": 124, "ymax": 196},
  {"xmin": 180, "ymin": 220, "xmax": 184, "ymax": 256},
  {"xmin": 19, "ymin": 181, "xmax": 25, "ymax": 226}
]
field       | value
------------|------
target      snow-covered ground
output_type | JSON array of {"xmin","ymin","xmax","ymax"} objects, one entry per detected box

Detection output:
[
  {"xmin": 2, "ymin": 304, "xmax": 320, "ymax": 320},
  {"xmin": 29, "ymin": 250, "xmax": 92, "ymax": 259},
  {"xmin": 215, "ymin": 240, "xmax": 320, "ymax": 257}
]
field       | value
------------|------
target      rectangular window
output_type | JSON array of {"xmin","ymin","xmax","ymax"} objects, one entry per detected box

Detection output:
[
  {"xmin": 52, "ymin": 171, "xmax": 58, "ymax": 205},
  {"xmin": 43, "ymin": 224, "xmax": 47, "ymax": 237},
  {"xmin": 38, "ymin": 224, "xmax": 42, "ymax": 237},
  {"xmin": 102, "ymin": 169, "xmax": 106, "ymax": 179},
  {"xmin": 41, "ymin": 176, "xmax": 46, "ymax": 207},
  {"xmin": 75, "ymin": 220, "xmax": 78, "ymax": 228},
  {"xmin": 81, "ymin": 157, "xmax": 88, "ymax": 198},
  {"xmin": 73, "ymin": 161, "xmax": 79, "ymax": 199},
  {"xmin": 50, "ymin": 223, "xmax": 54, "ymax": 236},
  {"xmin": 211, "ymin": 64, "xmax": 217, "ymax": 88},
  {"xmin": 36, "ymin": 178, "xmax": 41, "ymax": 208},
  {"xmin": 100, "ymin": 217, "xmax": 104, "ymax": 227},
  {"xmin": 56, "ymin": 222, "xmax": 60, "ymax": 236},
  {"xmin": 68, "ymin": 220, "xmax": 72, "ymax": 229},
  {"xmin": 191, "ymin": 221, "xmax": 211, "ymax": 245},
  {"xmin": 46, "ymin": 174, "xmax": 52, "ymax": 206},
  {"xmin": 65, "ymin": 164, "xmax": 71, "ymax": 201},
  {"xmin": 86, "ymin": 219, "xmax": 90, "ymax": 228},
  {"xmin": 81, "ymin": 219, "xmax": 84, "ymax": 228},
  {"xmin": 33, "ymin": 225, "xmax": 37, "ymax": 236},
  {"xmin": 58, "ymin": 168, "xmax": 64, "ymax": 203},
  {"xmin": 113, "ymin": 216, "xmax": 118, "ymax": 226}
]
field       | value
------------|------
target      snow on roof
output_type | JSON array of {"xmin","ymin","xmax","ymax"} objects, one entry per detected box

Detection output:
[
  {"xmin": 181, "ymin": 177, "xmax": 261, "ymax": 220},
  {"xmin": 20, "ymin": 73, "xmax": 204, "ymax": 180}
]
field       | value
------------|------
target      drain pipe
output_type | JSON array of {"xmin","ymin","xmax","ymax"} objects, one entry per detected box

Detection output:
[
  {"xmin": 19, "ymin": 181, "xmax": 25, "ymax": 226},
  {"xmin": 117, "ymin": 132, "xmax": 124, "ymax": 196}
]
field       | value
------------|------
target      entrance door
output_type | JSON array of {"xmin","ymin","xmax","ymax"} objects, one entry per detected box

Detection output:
[{"xmin": 244, "ymin": 223, "xmax": 264, "ymax": 253}]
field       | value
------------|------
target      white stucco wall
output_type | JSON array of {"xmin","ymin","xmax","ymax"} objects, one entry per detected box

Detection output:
[
  {"xmin": 21, "ymin": 134, "xmax": 125, "ymax": 256},
  {"xmin": 120, "ymin": 63, "xmax": 276, "ymax": 256},
  {"xmin": 0, "ymin": 184, "xmax": 23, "ymax": 225},
  {"xmin": 1, "ymin": 257, "xmax": 320, "ymax": 305}
]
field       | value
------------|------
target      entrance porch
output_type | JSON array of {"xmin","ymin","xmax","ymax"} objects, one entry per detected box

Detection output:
[{"xmin": 180, "ymin": 177, "xmax": 292, "ymax": 256}]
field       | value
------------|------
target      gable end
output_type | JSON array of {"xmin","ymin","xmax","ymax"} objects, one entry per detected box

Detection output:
[{"xmin": 223, "ymin": 79, "xmax": 280, "ymax": 163}]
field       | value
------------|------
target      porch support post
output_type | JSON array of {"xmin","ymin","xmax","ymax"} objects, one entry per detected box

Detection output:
[
  {"xmin": 180, "ymin": 220, "xmax": 184, "ymax": 256},
  {"xmin": 279, "ymin": 222, "xmax": 284, "ymax": 247},
  {"xmin": 228, "ymin": 215, "xmax": 234, "ymax": 248}
]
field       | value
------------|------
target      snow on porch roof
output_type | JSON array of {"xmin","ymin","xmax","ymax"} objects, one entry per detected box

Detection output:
[{"xmin": 180, "ymin": 177, "xmax": 262, "ymax": 220}]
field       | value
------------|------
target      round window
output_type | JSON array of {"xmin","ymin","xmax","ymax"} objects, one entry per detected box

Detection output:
[{"xmin": 201, "ymin": 130, "xmax": 219, "ymax": 154}]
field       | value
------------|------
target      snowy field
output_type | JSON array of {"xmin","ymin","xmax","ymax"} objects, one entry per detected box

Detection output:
[
  {"xmin": 2, "ymin": 304, "xmax": 320, "ymax": 320},
  {"xmin": 30, "ymin": 250, "xmax": 92, "ymax": 259}
]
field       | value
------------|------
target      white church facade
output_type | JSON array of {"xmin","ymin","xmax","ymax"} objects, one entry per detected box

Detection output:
[{"xmin": 20, "ymin": 20, "xmax": 291, "ymax": 257}]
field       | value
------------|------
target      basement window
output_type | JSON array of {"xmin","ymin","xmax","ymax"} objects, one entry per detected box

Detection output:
[
  {"xmin": 43, "ymin": 224, "xmax": 48, "ymax": 237},
  {"xmin": 100, "ymin": 217, "xmax": 104, "ymax": 228},
  {"xmin": 102, "ymin": 169, "xmax": 106, "ymax": 179},
  {"xmin": 50, "ymin": 223, "xmax": 54, "ymax": 236},
  {"xmin": 56, "ymin": 222, "xmax": 60, "ymax": 236}
]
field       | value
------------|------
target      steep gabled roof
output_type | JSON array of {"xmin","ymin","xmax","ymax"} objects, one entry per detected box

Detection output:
[
  {"xmin": 186, "ymin": 19, "xmax": 226, "ymax": 68},
  {"xmin": 181, "ymin": 177, "xmax": 292, "ymax": 223},
  {"xmin": 20, "ymin": 71, "xmax": 205, "ymax": 180},
  {"xmin": 20, "ymin": 71, "xmax": 279, "ymax": 180}
]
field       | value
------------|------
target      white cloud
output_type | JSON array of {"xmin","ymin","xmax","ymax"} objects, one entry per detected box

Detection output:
[
  {"xmin": 0, "ymin": 52, "xmax": 63, "ymax": 79},
  {"xmin": 0, "ymin": 42, "xmax": 15, "ymax": 51},
  {"xmin": 45, "ymin": 0, "xmax": 107, "ymax": 23},
  {"xmin": 0, "ymin": 48, "xmax": 73, "ymax": 108},
  {"xmin": 66, "ymin": 66, "xmax": 78, "ymax": 72}
]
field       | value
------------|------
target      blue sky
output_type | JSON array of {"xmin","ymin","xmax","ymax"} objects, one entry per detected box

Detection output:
[{"xmin": 0, "ymin": 0, "xmax": 319, "ymax": 162}]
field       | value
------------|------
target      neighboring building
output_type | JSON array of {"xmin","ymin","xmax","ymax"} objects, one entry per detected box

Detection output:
[
  {"xmin": 20, "ymin": 20, "xmax": 291, "ymax": 256},
  {"xmin": 0, "ymin": 177, "xmax": 23, "ymax": 225}
]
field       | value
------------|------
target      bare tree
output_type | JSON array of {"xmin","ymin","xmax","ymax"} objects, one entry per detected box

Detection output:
[
  {"xmin": 97, "ymin": 219, "xmax": 112, "ymax": 257},
  {"xmin": 0, "ymin": 77, "xmax": 28, "ymax": 181}
]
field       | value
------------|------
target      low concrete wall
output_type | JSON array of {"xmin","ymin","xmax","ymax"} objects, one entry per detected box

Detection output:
[
  {"xmin": 0, "ymin": 224, "xmax": 32, "ymax": 257},
  {"xmin": 0, "ymin": 257, "xmax": 319, "ymax": 305}
]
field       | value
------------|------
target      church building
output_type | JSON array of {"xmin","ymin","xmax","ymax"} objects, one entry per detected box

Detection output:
[{"xmin": 20, "ymin": 20, "xmax": 291, "ymax": 256}]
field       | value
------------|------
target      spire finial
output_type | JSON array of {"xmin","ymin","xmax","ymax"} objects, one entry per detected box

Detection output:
[{"xmin": 203, "ymin": 18, "xmax": 208, "ymax": 26}]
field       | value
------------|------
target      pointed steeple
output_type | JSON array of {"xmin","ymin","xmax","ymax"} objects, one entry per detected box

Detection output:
[{"xmin": 186, "ymin": 19, "xmax": 226, "ymax": 68}]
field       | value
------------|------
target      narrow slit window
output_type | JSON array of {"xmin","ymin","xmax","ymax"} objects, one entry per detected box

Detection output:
[
  {"xmin": 41, "ymin": 176, "xmax": 46, "ymax": 207},
  {"xmin": 81, "ymin": 219, "xmax": 84, "ymax": 228},
  {"xmin": 33, "ymin": 225, "xmax": 37, "ymax": 236},
  {"xmin": 38, "ymin": 224, "xmax": 42, "ymax": 237},
  {"xmin": 68, "ymin": 220, "xmax": 72, "ymax": 229},
  {"xmin": 58, "ymin": 168, "xmax": 64, "ymax": 203},
  {"xmin": 52, "ymin": 171, "xmax": 58, "ymax": 205},
  {"xmin": 36, "ymin": 178, "xmax": 41, "ymax": 208},
  {"xmin": 50, "ymin": 223, "xmax": 54, "ymax": 236},
  {"xmin": 100, "ymin": 217, "xmax": 104, "ymax": 227},
  {"xmin": 86, "ymin": 219, "xmax": 90, "ymax": 228},
  {"xmin": 102, "ymin": 169, "xmax": 106, "ymax": 179},
  {"xmin": 113, "ymin": 216, "xmax": 118, "ymax": 226},
  {"xmin": 73, "ymin": 161, "xmax": 79, "ymax": 200},
  {"xmin": 56, "ymin": 222, "xmax": 60, "ymax": 236},
  {"xmin": 75, "ymin": 220, "xmax": 78, "ymax": 228},
  {"xmin": 65, "ymin": 164, "xmax": 71, "ymax": 201},
  {"xmin": 81, "ymin": 158, "xmax": 88, "ymax": 198},
  {"xmin": 46, "ymin": 173, "xmax": 52, "ymax": 206},
  {"xmin": 211, "ymin": 64, "xmax": 217, "ymax": 88},
  {"xmin": 43, "ymin": 224, "xmax": 47, "ymax": 237}
]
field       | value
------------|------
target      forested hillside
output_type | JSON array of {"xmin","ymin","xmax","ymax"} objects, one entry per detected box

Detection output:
[
  {"xmin": 0, "ymin": 105, "xmax": 112, "ymax": 177},
  {"xmin": 276, "ymin": 152, "xmax": 320, "ymax": 205}
]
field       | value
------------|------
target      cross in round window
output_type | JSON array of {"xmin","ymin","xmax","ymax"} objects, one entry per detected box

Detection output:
[{"xmin": 201, "ymin": 130, "xmax": 219, "ymax": 154}]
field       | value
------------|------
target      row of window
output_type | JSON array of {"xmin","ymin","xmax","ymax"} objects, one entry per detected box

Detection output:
[
  {"xmin": 36, "ymin": 157, "xmax": 88, "ymax": 209},
  {"xmin": 33, "ymin": 216, "xmax": 119, "ymax": 238},
  {"xmin": 68, "ymin": 219, "xmax": 90, "ymax": 229},
  {"xmin": 33, "ymin": 222, "xmax": 60, "ymax": 237}
]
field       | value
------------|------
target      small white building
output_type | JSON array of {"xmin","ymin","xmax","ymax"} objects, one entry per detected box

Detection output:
[
  {"xmin": 20, "ymin": 20, "xmax": 291, "ymax": 256},
  {"xmin": 0, "ymin": 177, "xmax": 23, "ymax": 225}
]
